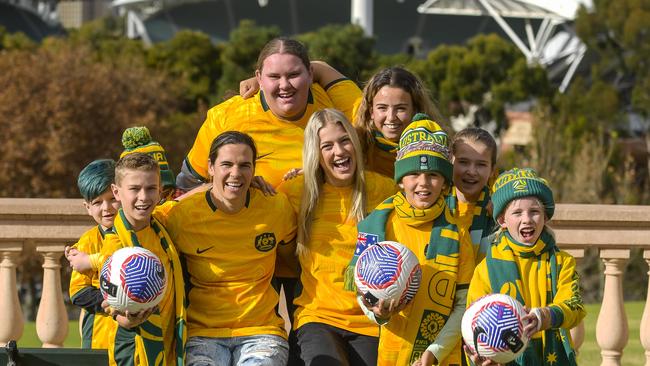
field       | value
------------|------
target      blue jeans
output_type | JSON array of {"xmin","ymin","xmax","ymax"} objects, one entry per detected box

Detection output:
[{"xmin": 186, "ymin": 335, "xmax": 289, "ymax": 366}]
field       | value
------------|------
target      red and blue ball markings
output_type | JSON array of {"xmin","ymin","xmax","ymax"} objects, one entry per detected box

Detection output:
[
  {"xmin": 473, "ymin": 300, "xmax": 523, "ymax": 352},
  {"xmin": 120, "ymin": 253, "xmax": 165, "ymax": 303}
]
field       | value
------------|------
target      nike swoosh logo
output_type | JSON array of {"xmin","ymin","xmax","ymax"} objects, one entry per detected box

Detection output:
[
  {"xmin": 257, "ymin": 152, "xmax": 273, "ymax": 160},
  {"xmin": 196, "ymin": 246, "xmax": 214, "ymax": 254}
]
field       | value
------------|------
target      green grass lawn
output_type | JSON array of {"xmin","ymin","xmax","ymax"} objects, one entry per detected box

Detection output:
[{"xmin": 17, "ymin": 302, "xmax": 648, "ymax": 364}]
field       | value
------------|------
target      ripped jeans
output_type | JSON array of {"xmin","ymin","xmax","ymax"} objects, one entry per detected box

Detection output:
[{"xmin": 186, "ymin": 335, "xmax": 289, "ymax": 366}]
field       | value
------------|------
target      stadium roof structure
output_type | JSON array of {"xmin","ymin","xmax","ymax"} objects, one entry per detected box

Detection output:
[{"xmin": 417, "ymin": 0, "xmax": 588, "ymax": 92}]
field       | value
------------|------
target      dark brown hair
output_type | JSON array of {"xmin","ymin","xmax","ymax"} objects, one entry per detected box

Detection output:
[{"xmin": 256, "ymin": 37, "xmax": 310, "ymax": 72}]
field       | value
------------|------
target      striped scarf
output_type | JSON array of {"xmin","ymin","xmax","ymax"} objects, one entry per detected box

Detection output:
[
  {"xmin": 372, "ymin": 130, "xmax": 399, "ymax": 153},
  {"xmin": 446, "ymin": 186, "xmax": 494, "ymax": 260},
  {"xmin": 486, "ymin": 229, "xmax": 577, "ymax": 366},
  {"xmin": 113, "ymin": 210, "xmax": 187, "ymax": 366}
]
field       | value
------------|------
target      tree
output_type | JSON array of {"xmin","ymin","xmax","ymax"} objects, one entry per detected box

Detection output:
[
  {"xmin": 0, "ymin": 42, "xmax": 180, "ymax": 198},
  {"xmin": 217, "ymin": 20, "xmax": 280, "ymax": 99},
  {"xmin": 147, "ymin": 30, "xmax": 222, "ymax": 110},
  {"xmin": 298, "ymin": 24, "xmax": 377, "ymax": 83}
]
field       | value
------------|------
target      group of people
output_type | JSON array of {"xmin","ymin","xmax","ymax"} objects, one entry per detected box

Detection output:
[{"xmin": 65, "ymin": 37, "xmax": 586, "ymax": 366}]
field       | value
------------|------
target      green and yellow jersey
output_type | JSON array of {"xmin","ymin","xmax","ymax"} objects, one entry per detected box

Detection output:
[
  {"xmin": 278, "ymin": 171, "xmax": 396, "ymax": 337},
  {"xmin": 160, "ymin": 188, "xmax": 297, "ymax": 339}
]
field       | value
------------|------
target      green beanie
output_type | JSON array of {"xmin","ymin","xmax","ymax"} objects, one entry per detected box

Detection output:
[
  {"xmin": 120, "ymin": 126, "xmax": 176, "ymax": 190},
  {"xmin": 394, "ymin": 113, "xmax": 452, "ymax": 183},
  {"xmin": 491, "ymin": 168, "xmax": 555, "ymax": 220}
]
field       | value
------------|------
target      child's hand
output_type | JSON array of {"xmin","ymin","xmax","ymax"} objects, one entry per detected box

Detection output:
[
  {"xmin": 464, "ymin": 344, "xmax": 503, "ymax": 366},
  {"xmin": 65, "ymin": 247, "xmax": 92, "ymax": 273},
  {"xmin": 239, "ymin": 76, "xmax": 259, "ymax": 99},
  {"xmin": 522, "ymin": 306, "xmax": 550, "ymax": 338},
  {"xmin": 411, "ymin": 350, "xmax": 436, "ymax": 366},
  {"xmin": 359, "ymin": 293, "xmax": 405, "ymax": 322},
  {"xmin": 103, "ymin": 300, "xmax": 156, "ymax": 329}
]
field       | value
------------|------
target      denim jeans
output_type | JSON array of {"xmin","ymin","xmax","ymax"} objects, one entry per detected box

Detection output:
[{"xmin": 186, "ymin": 335, "xmax": 289, "ymax": 366}]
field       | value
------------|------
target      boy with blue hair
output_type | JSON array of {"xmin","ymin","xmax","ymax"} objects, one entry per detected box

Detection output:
[{"xmin": 67, "ymin": 159, "xmax": 120, "ymax": 351}]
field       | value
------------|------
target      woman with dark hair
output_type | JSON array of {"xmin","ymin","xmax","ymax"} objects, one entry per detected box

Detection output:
[{"xmin": 163, "ymin": 131, "xmax": 298, "ymax": 365}]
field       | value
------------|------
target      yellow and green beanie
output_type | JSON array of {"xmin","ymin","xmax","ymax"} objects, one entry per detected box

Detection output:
[
  {"xmin": 491, "ymin": 168, "xmax": 554, "ymax": 220},
  {"xmin": 120, "ymin": 126, "xmax": 176, "ymax": 190},
  {"xmin": 394, "ymin": 113, "xmax": 452, "ymax": 183}
]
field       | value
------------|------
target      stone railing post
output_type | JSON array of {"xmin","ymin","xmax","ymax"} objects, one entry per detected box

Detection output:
[
  {"xmin": 566, "ymin": 249, "xmax": 585, "ymax": 353},
  {"xmin": 35, "ymin": 243, "xmax": 68, "ymax": 348},
  {"xmin": 596, "ymin": 249, "xmax": 630, "ymax": 366},
  {"xmin": 0, "ymin": 243, "xmax": 24, "ymax": 346},
  {"xmin": 640, "ymin": 250, "xmax": 650, "ymax": 366}
]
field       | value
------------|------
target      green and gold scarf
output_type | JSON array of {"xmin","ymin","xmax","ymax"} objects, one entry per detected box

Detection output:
[
  {"xmin": 372, "ymin": 130, "xmax": 399, "ymax": 153},
  {"xmin": 486, "ymin": 229, "xmax": 577, "ymax": 366},
  {"xmin": 113, "ymin": 210, "xmax": 187, "ymax": 366}
]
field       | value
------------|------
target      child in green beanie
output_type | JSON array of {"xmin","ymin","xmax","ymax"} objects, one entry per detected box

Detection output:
[{"xmin": 466, "ymin": 168, "xmax": 586, "ymax": 366}]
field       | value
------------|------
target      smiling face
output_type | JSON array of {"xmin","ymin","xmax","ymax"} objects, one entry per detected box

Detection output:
[
  {"xmin": 370, "ymin": 86, "xmax": 415, "ymax": 142},
  {"xmin": 112, "ymin": 169, "xmax": 160, "ymax": 231},
  {"xmin": 318, "ymin": 122, "xmax": 357, "ymax": 187},
  {"xmin": 399, "ymin": 171, "xmax": 446, "ymax": 209},
  {"xmin": 256, "ymin": 53, "xmax": 313, "ymax": 121},
  {"xmin": 208, "ymin": 143, "xmax": 255, "ymax": 213},
  {"xmin": 498, "ymin": 197, "xmax": 547, "ymax": 245},
  {"xmin": 83, "ymin": 188, "xmax": 120, "ymax": 230},
  {"xmin": 452, "ymin": 139, "xmax": 494, "ymax": 202}
]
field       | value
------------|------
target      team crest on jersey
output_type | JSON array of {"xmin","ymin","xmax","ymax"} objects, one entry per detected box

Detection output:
[{"xmin": 255, "ymin": 233, "xmax": 276, "ymax": 252}]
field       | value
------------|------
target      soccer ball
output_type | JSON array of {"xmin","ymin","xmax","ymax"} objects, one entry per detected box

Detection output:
[
  {"xmin": 100, "ymin": 247, "xmax": 167, "ymax": 313},
  {"xmin": 462, "ymin": 293, "xmax": 529, "ymax": 363},
  {"xmin": 354, "ymin": 241, "xmax": 422, "ymax": 308}
]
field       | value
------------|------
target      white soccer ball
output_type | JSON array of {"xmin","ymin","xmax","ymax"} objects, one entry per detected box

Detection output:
[
  {"xmin": 100, "ymin": 247, "xmax": 167, "ymax": 313},
  {"xmin": 354, "ymin": 241, "xmax": 422, "ymax": 308},
  {"xmin": 462, "ymin": 293, "xmax": 530, "ymax": 363}
]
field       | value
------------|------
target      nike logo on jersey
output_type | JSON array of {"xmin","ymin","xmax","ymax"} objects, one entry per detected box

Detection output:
[
  {"xmin": 196, "ymin": 246, "xmax": 214, "ymax": 254},
  {"xmin": 257, "ymin": 152, "xmax": 273, "ymax": 160}
]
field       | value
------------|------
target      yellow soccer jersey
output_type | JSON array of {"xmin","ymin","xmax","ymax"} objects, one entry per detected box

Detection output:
[
  {"xmin": 468, "ymin": 248, "xmax": 586, "ymax": 336},
  {"xmin": 185, "ymin": 81, "xmax": 359, "ymax": 188},
  {"xmin": 161, "ymin": 188, "xmax": 297, "ymax": 339},
  {"xmin": 455, "ymin": 200, "xmax": 484, "ymax": 263},
  {"xmin": 69, "ymin": 225, "xmax": 118, "ymax": 351},
  {"xmin": 101, "ymin": 214, "xmax": 178, "ymax": 366},
  {"xmin": 378, "ymin": 209, "xmax": 475, "ymax": 366},
  {"xmin": 278, "ymin": 172, "xmax": 397, "ymax": 337}
]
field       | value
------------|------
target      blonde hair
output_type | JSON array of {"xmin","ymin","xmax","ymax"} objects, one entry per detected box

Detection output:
[{"xmin": 298, "ymin": 108, "xmax": 366, "ymax": 257}]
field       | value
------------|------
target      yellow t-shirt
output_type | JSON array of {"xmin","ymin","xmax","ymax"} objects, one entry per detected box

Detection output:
[
  {"xmin": 185, "ymin": 80, "xmax": 360, "ymax": 188},
  {"xmin": 377, "ymin": 209, "xmax": 475, "ymax": 366},
  {"xmin": 278, "ymin": 172, "xmax": 397, "ymax": 336},
  {"xmin": 69, "ymin": 225, "xmax": 118, "ymax": 352},
  {"xmin": 101, "ymin": 220, "xmax": 177, "ymax": 366},
  {"xmin": 161, "ymin": 188, "xmax": 297, "ymax": 339}
]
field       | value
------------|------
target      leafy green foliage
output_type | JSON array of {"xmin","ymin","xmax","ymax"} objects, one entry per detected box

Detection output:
[
  {"xmin": 299, "ymin": 24, "xmax": 376, "ymax": 83},
  {"xmin": 217, "ymin": 20, "xmax": 280, "ymax": 99}
]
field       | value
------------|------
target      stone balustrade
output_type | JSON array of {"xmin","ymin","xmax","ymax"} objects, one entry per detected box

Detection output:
[{"xmin": 1, "ymin": 199, "xmax": 650, "ymax": 365}]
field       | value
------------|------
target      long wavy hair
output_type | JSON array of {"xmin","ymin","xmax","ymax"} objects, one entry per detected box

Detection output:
[
  {"xmin": 354, "ymin": 67, "xmax": 445, "ymax": 148},
  {"xmin": 298, "ymin": 108, "xmax": 366, "ymax": 257}
]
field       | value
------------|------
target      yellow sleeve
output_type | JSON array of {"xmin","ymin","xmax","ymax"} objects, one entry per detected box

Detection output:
[
  {"xmin": 549, "ymin": 252, "xmax": 586, "ymax": 329},
  {"xmin": 94, "ymin": 233, "xmax": 126, "ymax": 270},
  {"xmin": 324, "ymin": 79, "xmax": 362, "ymax": 123},
  {"xmin": 276, "ymin": 192, "xmax": 298, "ymax": 244},
  {"xmin": 466, "ymin": 259, "xmax": 492, "ymax": 307},
  {"xmin": 185, "ymin": 97, "xmax": 238, "ymax": 180},
  {"xmin": 69, "ymin": 229, "xmax": 98, "ymax": 298},
  {"xmin": 153, "ymin": 200, "xmax": 178, "ymax": 226},
  {"xmin": 276, "ymin": 176, "xmax": 304, "ymax": 215}
]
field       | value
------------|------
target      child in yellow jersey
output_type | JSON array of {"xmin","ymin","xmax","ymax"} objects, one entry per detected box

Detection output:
[
  {"xmin": 465, "ymin": 168, "xmax": 585, "ymax": 366},
  {"xmin": 350, "ymin": 114, "xmax": 474, "ymax": 366},
  {"xmin": 277, "ymin": 108, "xmax": 397, "ymax": 366},
  {"xmin": 447, "ymin": 127, "xmax": 498, "ymax": 264},
  {"xmin": 157, "ymin": 131, "xmax": 296, "ymax": 366},
  {"xmin": 177, "ymin": 37, "xmax": 360, "ymax": 191},
  {"xmin": 66, "ymin": 159, "xmax": 120, "ymax": 351},
  {"xmin": 68, "ymin": 153, "xmax": 187, "ymax": 366}
]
